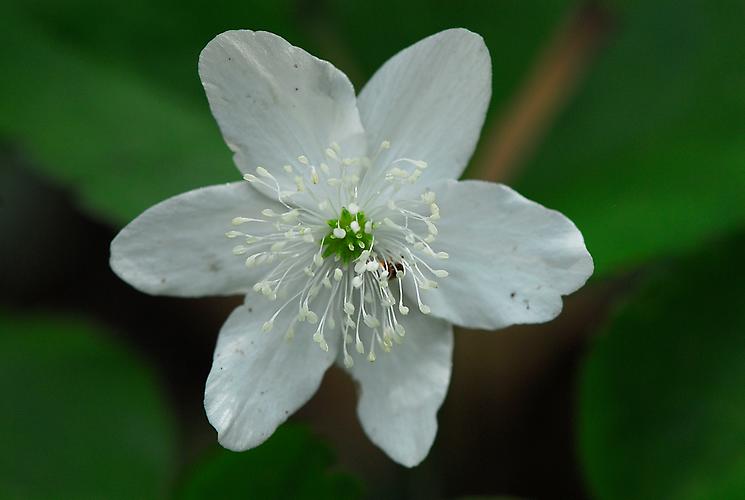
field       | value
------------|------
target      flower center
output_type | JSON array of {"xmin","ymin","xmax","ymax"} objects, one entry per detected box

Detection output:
[
  {"xmin": 323, "ymin": 206, "xmax": 374, "ymax": 263},
  {"xmin": 226, "ymin": 139, "xmax": 449, "ymax": 367}
]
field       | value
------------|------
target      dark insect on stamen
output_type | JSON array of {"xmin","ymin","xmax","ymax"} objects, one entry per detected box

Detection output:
[{"xmin": 379, "ymin": 259, "xmax": 405, "ymax": 280}]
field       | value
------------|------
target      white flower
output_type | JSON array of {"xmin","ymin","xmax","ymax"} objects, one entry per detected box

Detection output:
[{"xmin": 110, "ymin": 29, "xmax": 593, "ymax": 467}]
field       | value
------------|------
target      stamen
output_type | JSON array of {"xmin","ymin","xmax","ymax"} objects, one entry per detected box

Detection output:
[{"xmin": 225, "ymin": 141, "xmax": 445, "ymax": 366}]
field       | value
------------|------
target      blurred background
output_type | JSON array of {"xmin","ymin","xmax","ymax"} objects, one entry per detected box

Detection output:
[{"xmin": 2, "ymin": 0, "xmax": 744, "ymax": 498}]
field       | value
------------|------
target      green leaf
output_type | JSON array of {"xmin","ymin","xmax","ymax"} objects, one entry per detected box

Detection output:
[
  {"xmin": 578, "ymin": 233, "xmax": 745, "ymax": 499},
  {"xmin": 1, "ymin": 0, "xmax": 572, "ymax": 225},
  {"xmin": 178, "ymin": 425, "xmax": 361, "ymax": 500},
  {"xmin": 517, "ymin": 0, "xmax": 745, "ymax": 276},
  {"xmin": 0, "ymin": 312, "xmax": 176, "ymax": 499},
  {"xmin": 0, "ymin": 8, "xmax": 234, "ymax": 224},
  {"xmin": 0, "ymin": 0, "xmax": 310, "ymax": 225}
]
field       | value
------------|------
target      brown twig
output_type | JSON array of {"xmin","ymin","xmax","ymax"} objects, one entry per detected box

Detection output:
[{"xmin": 476, "ymin": 2, "xmax": 613, "ymax": 182}]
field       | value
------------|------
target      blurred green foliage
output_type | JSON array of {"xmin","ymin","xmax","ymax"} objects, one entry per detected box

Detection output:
[
  {"xmin": 178, "ymin": 425, "xmax": 361, "ymax": 500},
  {"xmin": 0, "ymin": 0, "xmax": 570, "ymax": 225},
  {"xmin": 2, "ymin": 0, "xmax": 745, "ymax": 497},
  {"xmin": 0, "ymin": 312, "xmax": 176, "ymax": 499},
  {"xmin": 518, "ymin": 0, "xmax": 745, "ymax": 276},
  {"xmin": 0, "ymin": 3, "xmax": 234, "ymax": 224},
  {"xmin": 4, "ymin": 0, "xmax": 743, "ymax": 279},
  {"xmin": 579, "ymin": 232, "xmax": 745, "ymax": 499}
]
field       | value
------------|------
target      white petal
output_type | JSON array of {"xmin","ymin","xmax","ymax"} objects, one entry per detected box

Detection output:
[
  {"xmin": 342, "ymin": 312, "xmax": 453, "ymax": 467},
  {"xmin": 420, "ymin": 179, "xmax": 593, "ymax": 330},
  {"xmin": 110, "ymin": 182, "xmax": 282, "ymax": 297},
  {"xmin": 199, "ymin": 30, "xmax": 366, "ymax": 199},
  {"xmin": 205, "ymin": 303, "xmax": 336, "ymax": 451},
  {"xmin": 357, "ymin": 29, "xmax": 490, "ymax": 195}
]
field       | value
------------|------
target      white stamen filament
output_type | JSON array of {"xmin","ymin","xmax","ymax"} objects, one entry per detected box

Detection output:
[{"xmin": 226, "ymin": 140, "xmax": 447, "ymax": 362}]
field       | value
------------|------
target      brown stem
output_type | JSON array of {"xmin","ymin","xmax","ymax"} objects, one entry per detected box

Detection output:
[{"xmin": 476, "ymin": 2, "xmax": 614, "ymax": 182}]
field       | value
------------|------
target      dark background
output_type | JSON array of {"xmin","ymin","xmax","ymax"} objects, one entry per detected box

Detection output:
[{"xmin": 2, "ymin": 0, "xmax": 744, "ymax": 498}]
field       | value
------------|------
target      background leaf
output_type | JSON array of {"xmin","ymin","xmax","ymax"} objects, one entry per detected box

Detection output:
[
  {"xmin": 178, "ymin": 425, "xmax": 361, "ymax": 500},
  {"xmin": 1, "ymin": 0, "xmax": 571, "ymax": 226},
  {"xmin": 578, "ymin": 233, "xmax": 745, "ymax": 499},
  {"xmin": 0, "ymin": 6, "xmax": 233, "ymax": 224},
  {"xmin": 0, "ymin": 311, "xmax": 176, "ymax": 499},
  {"xmin": 517, "ymin": 0, "xmax": 745, "ymax": 276}
]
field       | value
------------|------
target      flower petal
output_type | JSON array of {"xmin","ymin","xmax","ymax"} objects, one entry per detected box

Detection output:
[
  {"xmin": 110, "ymin": 182, "xmax": 282, "ymax": 297},
  {"xmin": 342, "ymin": 312, "xmax": 453, "ymax": 467},
  {"xmin": 205, "ymin": 303, "xmax": 336, "ymax": 451},
  {"xmin": 357, "ymin": 29, "xmax": 491, "ymax": 194},
  {"xmin": 420, "ymin": 179, "xmax": 593, "ymax": 330},
  {"xmin": 199, "ymin": 30, "xmax": 366, "ymax": 200}
]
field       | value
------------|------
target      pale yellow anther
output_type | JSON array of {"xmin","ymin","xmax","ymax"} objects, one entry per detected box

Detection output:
[
  {"xmin": 421, "ymin": 191, "xmax": 436, "ymax": 204},
  {"xmin": 344, "ymin": 354, "xmax": 354, "ymax": 368}
]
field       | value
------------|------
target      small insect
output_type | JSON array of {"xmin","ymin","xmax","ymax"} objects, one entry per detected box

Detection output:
[{"xmin": 379, "ymin": 259, "xmax": 405, "ymax": 280}]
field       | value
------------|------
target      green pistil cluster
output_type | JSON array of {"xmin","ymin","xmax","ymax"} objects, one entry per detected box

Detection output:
[{"xmin": 323, "ymin": 207, "xmax": 373, "ymax": 263}]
